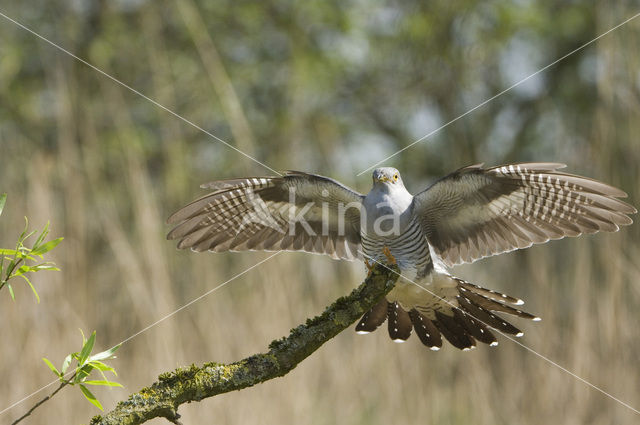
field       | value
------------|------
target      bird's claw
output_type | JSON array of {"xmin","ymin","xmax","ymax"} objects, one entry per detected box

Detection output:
[
  {"xmin": 364, "ymin": 257, "xmax": 374, "ymax": 277},
  {"xmin": 382, "ymin": 246, "xmax": 396, "ymax": 265}
]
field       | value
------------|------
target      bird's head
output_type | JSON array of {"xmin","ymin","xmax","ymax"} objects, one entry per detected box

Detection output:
[{"xmin": 372, "ymin": 167, "xmax": 403, "ymax": 187}]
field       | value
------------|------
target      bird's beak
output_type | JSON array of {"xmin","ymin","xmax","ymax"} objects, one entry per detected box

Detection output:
[{"xmin": 375, "ymin": 175, "xmax": 390, "ymax": 183}]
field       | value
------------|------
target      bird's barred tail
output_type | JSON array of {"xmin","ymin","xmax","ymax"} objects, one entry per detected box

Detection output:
[{"xmin": 355, "ymin": 277, "xmax": 540, "ymax": 350}]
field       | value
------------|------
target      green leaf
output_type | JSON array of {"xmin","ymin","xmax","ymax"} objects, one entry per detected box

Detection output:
[
  {"xmin": 61, "ymin": 354, "xmax": 73, "ymax": 374},
  {"xmin": 6, "ymin": 259, "xmax": 16, "ymax": 276},
  {"xmin": 13, "ymin": 265, "xmax": 31, "ymax": 277},
  {"xmin": 33, "ymin": 222, "xmax": 50, "ymax": 249},
  {"xmin": 79, "ymin": 331, "xmax": 96, "ymax": 366},
  {"xmin": 7, "ymin": 283, "xmax": 15, "ymax": 300},
  {"xmin": 79, "ymin": 384, "xmax": 103, "ymax": 411},
  {"xmin": 42, "ymin": 358, "xmax": 61, "ymax": 377},
  {"xmin": 74, "ymin": 364, "xmax": 95, "ymax": 384},
  {"xmin": 83, "ymin": 380, "xmax": 122, "ymax": 387},
  {"xmin": 14, "ymin": 263, "xmax": 60, "ymax": 275},
  {"xmin": 0, "ymin": 248, "xmax": 36, "ymax": 260},
  {"xmin": 88, "ymin": 361, "xmax": 118, "ymax": 382},
  {"xmin": 96, "ymin": 367, "xmax": 109, "ymax": 382},
  {"xmin": 34, "ymin": 264, "xmax": 59, "ymax": 272},
  {"xmin": 18, "ymin": 217, "xmax": 28, "ymax": 241},
  {"xmin": 31, "ymin": 263, "xmax": 60, "ymax": 272},
  {"xmin": 89, "ymin": 344, "xmax": 120, "ymax": 362},
  {"xmin": 88, "ymin": 360, "xmax": 116, "ymax": 374},
  {"xmin": 0, "ymin": 193, "xmax": 6, "ymax": 217},
  {"xmin": 31, "ymin": 237, "xmax": 63, "ymax": 256},
  {"xmin": 17, "ymin": 217, "xmax": 36, "ymax": 245},
  {"xmin": 19, "ymin": 274, "xmax": 40, "ymax": 303}
]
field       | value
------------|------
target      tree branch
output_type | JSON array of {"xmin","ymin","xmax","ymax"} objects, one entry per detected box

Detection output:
[
  {"xmin": 90, "ymin": 264, "xmax": 398, "ymax": 425},
  {"xmin": 11, "ymin": 381, "xmax": 68, "ymax": 425}
]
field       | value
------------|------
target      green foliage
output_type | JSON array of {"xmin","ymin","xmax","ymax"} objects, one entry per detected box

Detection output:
[
  {"xmin": 0, "ymin": 194, "xmax": 63, "ymax": 302},
  {"xmin": 1, "ymin": 196, "xmax": 125, "ymax": 422},
  {"xmin": 42, "ymin": 330, "xmax": 122, "ymax": 411}
]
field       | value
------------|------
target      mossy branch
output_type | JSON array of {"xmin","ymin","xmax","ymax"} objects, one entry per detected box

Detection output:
[{"xmin": 90, "ymin": 264, "xmax": 399, "ymax": 425}]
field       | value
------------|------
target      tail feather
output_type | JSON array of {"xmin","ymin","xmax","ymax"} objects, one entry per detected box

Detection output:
[
  {"xmin": 355, "ymin": 299, "xmax": 387, "ymax": 334},
  {"xmin": 456, "ymin": 295, "xmax": 524, "ymax": 336},
  {"xmin": 388, "ymin": 302, "xmax": 412, "ymax": 342},
  {"xmin": 454, "ymin": 309, "xmax": 498, "ymax": 346},
  {"xmin": 458, "ymin": 287, "xmax": 539, "ymax": 320},
  {"xmin": 409, "ymin": 311, "xmax": 442, "ymax": 350},
  {"xmin": 458, "ymin": 280, "xmax": 523, "ymax": 305},
  {"xmin": 355, "ymin": 276, "xmax": 538, "ymax": 350},
  {"xmin": 434, "ymin": 311, "xmax": 476, "ymax": 350}
]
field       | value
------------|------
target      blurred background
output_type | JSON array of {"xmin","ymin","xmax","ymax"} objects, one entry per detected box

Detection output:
[{"xmin": 1, "ymin": 0, "xmax": 639, "ymax": 424}]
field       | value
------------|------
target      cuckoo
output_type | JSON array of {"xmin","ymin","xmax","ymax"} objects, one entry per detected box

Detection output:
[{"xmin": 167, "ymin": 163, "xmax": 635, "ymax": 350}]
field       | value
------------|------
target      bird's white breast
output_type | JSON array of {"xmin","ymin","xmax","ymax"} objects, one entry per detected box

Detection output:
[{"xmin": 360, "ymin": 182, "xmax": 432, "ymax": 279}]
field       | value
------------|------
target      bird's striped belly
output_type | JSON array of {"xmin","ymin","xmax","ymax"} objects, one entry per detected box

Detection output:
[{"xmin": 361, "ymin": 219, "xmax": 432, "ymax": 279}]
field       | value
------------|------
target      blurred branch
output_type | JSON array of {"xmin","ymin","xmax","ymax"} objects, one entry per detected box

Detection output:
[{"xmin": 90, "ymin": 264, "xmax": 399, "ymax": 425}]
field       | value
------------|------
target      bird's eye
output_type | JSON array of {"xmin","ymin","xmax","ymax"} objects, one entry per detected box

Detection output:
[{"xmin": 393, "ymin": 174, "xmax": 399, "ymax": 181}]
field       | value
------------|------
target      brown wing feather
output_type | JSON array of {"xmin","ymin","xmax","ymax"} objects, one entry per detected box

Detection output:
[
  {"xmin": 412, "ymin": 163, "xmax": 636, "ymax": 266},
  {"xmin": 167, "ymin": 172, "xmax": 364, "ymax": 260}
]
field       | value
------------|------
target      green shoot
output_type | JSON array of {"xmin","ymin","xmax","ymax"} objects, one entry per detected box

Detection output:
[
  {"xmin": 0, "ymin": 195, "xmax": 63, "ymax": 301},
  {"xmin": 42, "ymin": 330, "xmax": 122, "ymax": 411}
]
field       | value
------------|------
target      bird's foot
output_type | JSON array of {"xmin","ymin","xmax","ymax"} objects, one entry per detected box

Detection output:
[
  {"xmin": 364, "ymin": 257, "xmax": 374, "ymax": 277},
  {"xmin": 382, "ymin": 246, "xmax": 396, "ymax": 265}
]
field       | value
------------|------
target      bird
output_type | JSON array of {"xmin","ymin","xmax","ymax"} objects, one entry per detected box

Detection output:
[{"xmin": 167, "ymin": 163, "xmax": 635, "ymax": 351}]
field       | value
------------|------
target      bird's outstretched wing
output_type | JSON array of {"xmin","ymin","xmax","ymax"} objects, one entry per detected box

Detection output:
[
  {"xmin": 167, "ymin": 172, "xmax": 364, "ymax": 260},
  {"xmin": 412, "ymin": 163, "xmax": 636, "ymax": 266}
]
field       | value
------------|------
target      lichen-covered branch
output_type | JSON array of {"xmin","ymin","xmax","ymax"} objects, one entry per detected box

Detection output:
[{"xmin": 90, "ymin": 264, "xmax": 398, "ymax": 425}]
